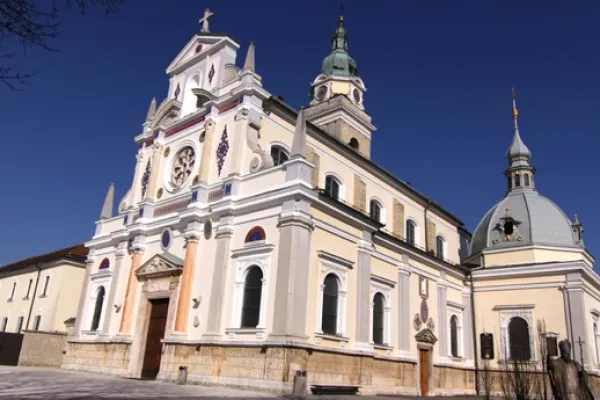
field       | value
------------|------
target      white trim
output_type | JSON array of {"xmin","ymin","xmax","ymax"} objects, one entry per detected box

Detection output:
[
  {"xmin": 499, "ymin": 308, "xmax": 536, "ymax": 361},
  {"xmin": 370, "ymin": 280, "xmax": 392, "ymax": 346},
  {"xmin": 447, "ymin": 304, "xmax": 463, "ymax": 358},
  {"xmin": 323, "ymin": 172, "xmax": 346, "ymax": 202},
  {"xmin": 436, "ymin": 234, "xmax": 447, "ymax": 259},
  {"xmin": 405, "ymin": 218, "xmax": 419, "ymax": 247},
  {"xmin": 268, "ymin": 141, "xmax": 291, "ymax": 155},
  {"xmin": 317, "ymin": 261, "xmax": 348, "ymax": 336},
  {"xmin": 230, "ymin": 252, "xmax": 271, "ymax": 330},
  {"xmin": 368, "ymin": 197, "xmax": 386, "ymax": 224},
  {"xmin": 85, "ymin": 279, "xmax": 110, "ymax": 332}
]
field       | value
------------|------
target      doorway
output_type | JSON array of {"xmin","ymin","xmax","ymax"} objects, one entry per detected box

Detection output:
[
  {"xmin": 141, "ymin": 298, "xmax": 169, "ymax": 379},
  {"xmin": 419, "ymin": 348, "xmax": 431, "ymax": 396}
]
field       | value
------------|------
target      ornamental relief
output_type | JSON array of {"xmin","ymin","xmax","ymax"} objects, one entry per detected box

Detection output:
[
  {"xmin": 144, "ymin": 277, "xmax": 171, "ymax": 293},
  {"xmin": 499, "ymin": 310, "xmax": 534, "ymax": 327}
]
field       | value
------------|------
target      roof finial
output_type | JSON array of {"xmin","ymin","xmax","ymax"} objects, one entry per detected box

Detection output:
[
  {"xmin": 511, "ymin": 87, "xmax": 519, "ymax": 132},
  {"xmin": 199, "ymin": 8, "xmax": 215, "ymax": 33},
  {"xmin": 339, "ymin": 2, "xmax": 344, "ymax": 24},
  {"xmin": 100, "ymin": 183, "xmax": 115, "ymax": 220},
  {"xmin": 243, "ymin": 42, "xmax": 255, "ymax": 72}
]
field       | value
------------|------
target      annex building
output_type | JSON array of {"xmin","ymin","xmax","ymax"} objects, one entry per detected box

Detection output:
[{"xmin": 62, "ymin": 10, "xmax": 600, "ymax": 396}]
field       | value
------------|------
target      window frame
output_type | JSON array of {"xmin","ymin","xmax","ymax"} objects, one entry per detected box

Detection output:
[
  {"xmin": 498, "ymin": 306, "xmax": 535, "ymax": 362},
  {"xmin": 240, "ymin": 266, "xmax": 264, "ymax": 329},
  {"xmin": 406, "ymin": 219, "xmax": 418, "ymax": 247},
  {"xmin": 41, "ymin": 275, "xmax": 51, "ymax": 297},
  {"xmin": 90, "ymin": 286, "xmax": 106, "ymax": 331},
  {"xmin": 8, "ymin": 281, "xmax": 16, "ymax": 301},
  {"xmin": 316, "ymin": 251, "xmax": 353, "ymax": 338},
  {"xmin": 436, "ymin": 235, "xmax": 446, "ymax": 259},
  {"xmin": 324, "ymin": 174, "xmax": 344, "ymax": 201},
  {"xmin": 270, "ymin": 144, "xmax": 290, "ymax": 166},
  {"xmin": 16, "ymin": 315, "xmax": 24, "ymax": 333},
  {"xmin": 369, "ymin": 198, "xmax": 385, "ymax": 223},
  {"xmin": 33, "ymin": 314, "xmax": 42, "ymax": 331},
  {"xmin": 1, "ymin": 316, "xmax": 7, "ymax": 332}
]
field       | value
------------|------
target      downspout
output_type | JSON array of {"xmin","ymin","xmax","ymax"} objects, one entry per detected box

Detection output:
[
  {"xmin": 469, "ymin": 267, "xmax": 480, "ymax": 396},
  {"xmin": 25, "ymin": 264, "xmax": 42, "ymax": 331}
]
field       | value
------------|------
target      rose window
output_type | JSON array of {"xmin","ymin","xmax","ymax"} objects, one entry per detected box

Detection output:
[{"xmin": 171, "ymin": 146, "xmax": 196, "ymax": 188}]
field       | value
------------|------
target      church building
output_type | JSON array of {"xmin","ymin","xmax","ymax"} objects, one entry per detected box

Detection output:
[{"xmin": 62, "ymin": 9, "xmax": 600, "ymax": 396}]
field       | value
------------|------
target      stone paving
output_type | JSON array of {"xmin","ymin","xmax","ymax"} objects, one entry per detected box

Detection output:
[{"xmin": 0, "ymin": 366, "xmax": 274, "ymax": 399}]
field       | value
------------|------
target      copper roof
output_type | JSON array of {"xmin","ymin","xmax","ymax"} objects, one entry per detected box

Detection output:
[{"xmin": 0, "ymin": 244, "xmax": 88, "ymax": 274}]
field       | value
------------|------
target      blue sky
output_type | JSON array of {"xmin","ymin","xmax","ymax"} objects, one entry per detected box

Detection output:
[{"xmin": 1, "ymin": 0, "xmax": 598, "ymax": 265}]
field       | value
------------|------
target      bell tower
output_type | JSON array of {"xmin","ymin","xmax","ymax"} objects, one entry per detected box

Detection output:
[{"xmin": 305, "ymin": 12, "xmax": 376, "ymax": 159}]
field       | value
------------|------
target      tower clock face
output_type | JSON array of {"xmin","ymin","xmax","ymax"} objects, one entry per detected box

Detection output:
[
  {"xmin": 315, "ymin": 85, "xmax": 328, "ymax": 101},
  {"xmin": 352, "ymin": 88, "xmax": 361, "ymax": 104}
]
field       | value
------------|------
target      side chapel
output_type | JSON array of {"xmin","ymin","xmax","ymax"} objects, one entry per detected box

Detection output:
[{"xmin": 62, "ymin": 9, "xmax": 600, "ymax": 397}]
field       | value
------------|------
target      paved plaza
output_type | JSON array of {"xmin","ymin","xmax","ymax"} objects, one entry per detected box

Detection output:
[{"xmin": 0, "ymin": 366, "xmax": 274, "ymax": 399}]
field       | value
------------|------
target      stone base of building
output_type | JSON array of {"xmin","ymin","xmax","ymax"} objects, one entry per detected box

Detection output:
[
  {"xmin": 19, "ymin": 330, "xmax": 68, "ymax": 368},
  {"xmin": 62, "ymin": 341, "xmax": 476, "ymax": 395}
]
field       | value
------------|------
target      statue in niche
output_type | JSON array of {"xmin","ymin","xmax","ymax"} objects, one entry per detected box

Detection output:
[{"xmin": 547, "ymin": 339, "xmax": 595, "ymax": 400}]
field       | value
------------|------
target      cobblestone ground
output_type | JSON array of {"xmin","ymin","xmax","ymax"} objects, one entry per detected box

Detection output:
[{"xmin": 0, "ymin": 366, "xmax": 274, "ymax": 399}]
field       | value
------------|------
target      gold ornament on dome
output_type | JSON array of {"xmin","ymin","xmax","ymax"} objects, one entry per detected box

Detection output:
[
  {"xmin": 157, "ymin": 188, "xmax": 163, "ymax": 198},
  {"xmin": 163, "ymin": 147, "xmax": 170, "ymax": 157}
]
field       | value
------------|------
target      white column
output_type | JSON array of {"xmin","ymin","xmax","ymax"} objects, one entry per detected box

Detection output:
[
  {"xmin": 316, "ymin": 283, "xmax": 324, "ymax": 334},
  {"xmin": 257, "ymin": 278, "xmax": 268, "ymax": 329}
]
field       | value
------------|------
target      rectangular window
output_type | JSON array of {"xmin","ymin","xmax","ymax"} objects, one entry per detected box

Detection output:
[
  {"xmin": 41, "ymin": 276, "xmax": 50, "ymax": 296},
  {"xmin": 33, "ymin": 315, "xmax": 42, "ymax": 331},
  {"xmin": 514, "ymin": 174, "xmax": 521, "ymax": 187},
  {"xmin": 25, "ymin": 279, "xmax": 32, "ymax": 299},
  {"xmin": 8, "ymin": 282, "xmax": 16, "ymax": 301},
  {"xmin": 1, "ymin": 317, "xmax": 7, "ymax": 332},
  {"xmin": 16, "ymin": 316, "xmax": 24, "ymax": 333}
]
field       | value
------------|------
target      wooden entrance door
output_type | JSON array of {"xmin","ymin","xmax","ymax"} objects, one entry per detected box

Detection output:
[
  {"xmin": 419, "ymin": 348, "xmax": 431, "ymax": 396},
  {"xmin": 141, "ymin": 298, "xmax": 169, "ymax": 379}
]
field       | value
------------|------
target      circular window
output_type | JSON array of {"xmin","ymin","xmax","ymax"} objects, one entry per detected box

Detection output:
[
  {"xmin": 161, "ymin": 229, "xmax": 172, "ymax": 250},
  {"xmin": 315, "ymin": 85, "xmax": 328, "ymax": 102},
  {"xmin": 171, "ymin": 146, "xmax": 196, "ymax": 189},
  {"xmin": 204, "ymin": 220, "xmax": 213, "ymax": 240},
  {"xmin": 352, "ymin": 88, "xmax": 361, "ymax": 103}
]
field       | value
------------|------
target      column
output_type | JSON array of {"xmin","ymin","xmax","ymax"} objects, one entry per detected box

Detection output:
[
  {"xmin": 203, "ymin": 217, "xmax": 234, "ymax": 339},
  {"xmin": 198, "ymin": 118, "xmax": 216, "ymax": 183},
  {"xmin": 269, "ymin": 199, "xmax": 314, "ymax": 342},
  {"xmin": 462, "ymin": 289, "xmax": 474, "ymax": 362},
  {"xmin": 398, "ymin": 259, "xmax": 411, "ymax": 353},
  {"xmin": 71, "ymin": 256, "xmax": 95, "ymax": 337},
  {"xmin": 101, "ymin": 241, "xmax": 128, "ymax": 335},
  {"xmin": 355, "ymin": 234, "xmax": 373, "ymax": 350},
  {"xmin": 119, "ymin": 239, "xmax": 146, "ymax": 334},
  {"xmin": 437, "ymin": 272, "xmax": 448, "ymax": 357},
  {"xmin": 174, "ymin": 223, "xmax": 201, "ymax": 333}
]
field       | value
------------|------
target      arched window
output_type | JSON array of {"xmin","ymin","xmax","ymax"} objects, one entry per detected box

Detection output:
[
  {"xmin": 241, "ymin": 267, "xmax": 263, "ymax": 328},
  {"xmin": 524, "ymin": 174, "xmax": 530, "ymax": 187},
  {"xmin": 594, "ymin": 322, "xmax": 600, "ymax": 364},
  {"xmin": 90, "ymin": 286, "xmax": 106, "ymax": 331},
  {"xmin": 406, "ymin": 220, "xmax": 417, "ymax": 246},
  {"xmin": 348, "ymin": 137, "xmax": 359, "ymax": 150},
  {"xmin": 99, "ymin": 258, "xmax": 110, "ymax": 270},
  {"xmin": 450, "ymin": 315, "xmax": 459, "ymax": 357},
  {"xmin": 369, "ymin": 199, "xmax": 383, "ymax": 223},
  {"xmin": 514, "ymin": 174, "xmax": 521, "ymax": 188},
  {"xmin": 245, "ymin": 226, "xmax": 266, "ymax": 243},
  {"xmin": 436, "ymin": 236, "xmax": 446, "ymax": 259},
  {"xmin": 508, "ymin": 317, "xmax": 531, "ymax": 361},
  {"xmin": 373, "ymin": 293, "xmax": 385, "ymax": 345},
  {"xmin": 324, "ymin": 175, "xmax": 341, "ymax": 200},
  {"xmin": 322, "ymin": 274, "xmax": 339, "ymax": 335},
  {"xmin": 270, "ymin": 145, "xmax": 289, "ymax": 166},
  {"xmin": 182, "ymin": 74, "xmax": 201, "ymax": 115}
]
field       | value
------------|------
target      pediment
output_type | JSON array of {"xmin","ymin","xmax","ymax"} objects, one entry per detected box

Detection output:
[
  {"xmin": 151, "ymin": 98, "xmax": 182, "ymax": 130},
  {"xmin": 415, "ymin": 328, "xmax": 438, "ymax": 344},
  {"xmin": 136, "ymin": 253, "xmax": 183, "ymax": 279},
  {"xmin": 166, "ymin": 35, "xmax": 238, "ymax": 76}
]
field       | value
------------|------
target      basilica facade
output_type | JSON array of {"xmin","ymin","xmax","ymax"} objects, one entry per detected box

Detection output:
[{"xmin": 62, "ymin": 10, "xmax": 600, "ymax": 397}]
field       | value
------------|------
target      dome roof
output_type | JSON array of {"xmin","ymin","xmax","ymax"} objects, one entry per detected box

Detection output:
[
  {"xmin": 320, "ymin": 19, "xmax": 358, "ymax": 78},
  {"xmin": 471, "ymin": 190, "xmax": 578, "ymax": 255}
]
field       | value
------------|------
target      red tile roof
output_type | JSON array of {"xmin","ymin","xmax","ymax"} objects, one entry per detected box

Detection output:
[{"xmin": 0, "ymin": 244, "xmax": 88, "ymax": 274}]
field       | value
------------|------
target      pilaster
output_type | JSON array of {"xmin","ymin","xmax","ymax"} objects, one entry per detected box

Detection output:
[
  {"xmin": 564, "ymin": 272, "xmax": 590, "ymax": 365},
  {"xmin": 228, "ymin": 109, "xmax": 249, "ymax": 176},
  {"xmin": 71, "ymin": 255, "xmax": 95, "ymax": 337},
  {"xmin": 118, "ymin": 237, "xmax": 146, "ymax": 335},
  {"xmin": 355, "ymin": 233, "xmax": 373, "ymax": 351},
  {"xmin": 437, "ymin": 272, "xmax": 448, "ymax": 359},
  {"xmin": 397, "ymin": 257, "xmax": 411, "ymax": 354},
  {"xmin": 461, "ymin": 289, "xmax": 474, "ymax": 364},
  {"xmin": 268, "ymin": 199, "xmax": 314, "ymax": 343},
  {"xmin": 197, "ymin": 118, "xmax": 216, "ymax": 183},
  {"xmin": 146, "ymin": 143, "xmax": 164, "ymax": 201},
  {"xmin": 101, "ymin": 241, "xmax": 128, "ymax": 335},
  {"xmin": 129, "ymin": 152, "xmax": 145, "ymax": 208},
  {"xmin": 174, "ymin": 221, "xmax": 202, "ymax": 333},
  {"xmin": 203, "ymin": 217, "xmax": 234, "ymax": 340}
]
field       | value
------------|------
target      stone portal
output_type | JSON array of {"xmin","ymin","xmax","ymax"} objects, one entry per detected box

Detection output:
[{"xmin": 415, "ymin": 328, "xmax": 438, "ymax": 396}]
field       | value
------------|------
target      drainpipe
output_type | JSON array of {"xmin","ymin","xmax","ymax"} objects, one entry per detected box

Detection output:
[
  {"xmin": 25, "ymin": 264, "xmax": 42, "ymax": 331},
  {"xmin": 465, "ymin": 260, "xmax": 485, "ymax": 397}
]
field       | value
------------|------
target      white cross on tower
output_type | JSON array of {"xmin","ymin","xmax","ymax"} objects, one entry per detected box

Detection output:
[{"xmin": 199, "ymin": 8, "xmax": 215, "ymax": 33}]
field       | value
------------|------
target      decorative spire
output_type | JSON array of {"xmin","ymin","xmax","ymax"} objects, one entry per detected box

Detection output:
[
  {"xmin": 100, "ymin": 183, "xmax": 115, "ymax": 220},
  {"xmin": 291, "ymin": 108, "xmax": 307, "ymax": 158},
  {"xmin": 146, "ymin": 97, "xmax": 157, "ymax": 122},
  {"xmin": 320, "ymin": 10, "xmax": 357, "ymax": 77},
  {"xmin": 505, "ymin": 89, "xmax": 535, "ymax": 192},
  {"xmin": 243, "ymin": 42, "xmax": 255, "ymax": 72}
]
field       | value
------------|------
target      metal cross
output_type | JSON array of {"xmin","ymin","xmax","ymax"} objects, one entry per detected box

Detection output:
[{"xmin": 199, "ymin": 8, "xmax": 215, "ymax": 33}]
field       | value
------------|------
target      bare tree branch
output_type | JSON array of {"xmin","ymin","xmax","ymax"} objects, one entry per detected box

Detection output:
[{"xmin": 0, "ymin": 0, "xmax": 125, "ymax": 90}]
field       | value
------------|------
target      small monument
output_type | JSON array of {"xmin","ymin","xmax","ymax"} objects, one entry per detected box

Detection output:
[{"xmin": 547, "ymin": 339, "xmax": 595, "ymax": 400}]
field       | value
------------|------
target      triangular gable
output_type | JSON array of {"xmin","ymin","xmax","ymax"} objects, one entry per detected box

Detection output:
[
  {"xmin": 136, "ymin": 253, "xmax": 183, "ymax": 279},
  {"xmin": 166, "ymin": 34, "xmax": 238, "ymax": 76}
]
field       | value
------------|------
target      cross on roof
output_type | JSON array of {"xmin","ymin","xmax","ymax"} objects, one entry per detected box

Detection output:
[{"xmin": 199, "ymin": 8, "xmax": 215, "ymax": 33}]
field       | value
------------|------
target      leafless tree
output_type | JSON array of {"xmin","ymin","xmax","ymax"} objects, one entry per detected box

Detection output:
[
  {"xmin": 0, "ymin": 0, "xmax": 125, "ymax": 89},
  {"xmin": 481, "ymin": 358, "xmax": 494, "ymax": 400}
]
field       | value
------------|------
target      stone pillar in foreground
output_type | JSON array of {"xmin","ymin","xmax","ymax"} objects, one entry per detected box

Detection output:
[
  {"xmin": 174, "ymin": 223, "xmax": 201, "ymax": 333},
  {"xmin": 119, "ymin": 239, "xmax": 146, "ymax": 334}
]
